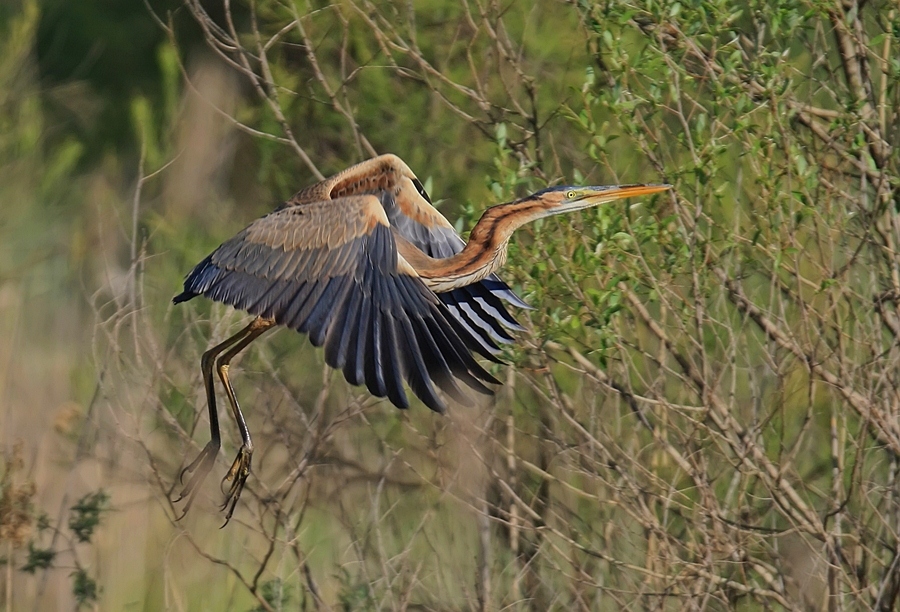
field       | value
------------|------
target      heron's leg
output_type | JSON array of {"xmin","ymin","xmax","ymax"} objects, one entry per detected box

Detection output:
[
  {"xmin": 175, "ymin": 319, "xmax": 265, "ymax": 518},
  {"xmin": 214, "ymin": 317, "xmax": 275, "ymax": 523}
]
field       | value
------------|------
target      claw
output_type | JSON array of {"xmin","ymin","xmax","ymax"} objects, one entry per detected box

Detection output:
[
  {"xmin": 173, "ymin": 440, "xmax": 219, "ymax": 519},
  {"xmin": 219, "ymin": 445, "xmax": 252, "ymax": 526}
]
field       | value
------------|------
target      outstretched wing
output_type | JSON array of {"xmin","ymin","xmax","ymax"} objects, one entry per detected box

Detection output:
[
  {"xmin": 174, "ymin": 195, "xmax": 498, "ymax": 413},
  {"xmin": 286, "ymin": 154, "xmax": 530, "ymax": 355}
]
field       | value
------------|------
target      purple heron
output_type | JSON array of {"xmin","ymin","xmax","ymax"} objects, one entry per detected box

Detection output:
[{"xmin": 173, "ymin": 154, "xmax": 670, "ymax": 521}]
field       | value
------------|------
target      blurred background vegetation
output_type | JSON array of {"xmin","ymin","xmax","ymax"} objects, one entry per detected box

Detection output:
[{"xmin": 1, "ymin": 0, "xmax": 899, "ymax": 609}]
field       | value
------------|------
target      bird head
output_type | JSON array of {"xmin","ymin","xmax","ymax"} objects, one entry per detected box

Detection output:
[{"xmin": 525, "ymin": 184, "xmax": 672, "ymax": 217}]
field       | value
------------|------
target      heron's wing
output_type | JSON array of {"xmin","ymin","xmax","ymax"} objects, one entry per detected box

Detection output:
[
  {"xmin": 284, "ymin": 154, "xmax": 414, "ymax": 205},
  {"xmin": 175, "ymin": 195, "xmax": 498, "ymax": 413},
  {"xmin": 282, "ymin": 154, "xmax": 530, "ymax": 352}
]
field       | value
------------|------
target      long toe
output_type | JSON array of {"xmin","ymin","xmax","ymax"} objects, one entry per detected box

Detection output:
[
  {"xmin": 219, "ymin": 446, "xmax": 252, "ymax": 526},
  {"xmin": 174, "ymin": 441, "xmax": 219, "ymax": 518}
]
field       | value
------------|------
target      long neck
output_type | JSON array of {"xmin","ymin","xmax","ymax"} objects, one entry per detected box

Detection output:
[{"xmin": 397, "ymin": 199, "xmax": 551, "ymax": 292}]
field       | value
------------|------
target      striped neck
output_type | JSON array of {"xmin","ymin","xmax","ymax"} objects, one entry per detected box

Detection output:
[{"xmin": 396, "ymin": 199, "xmax": 547, "ymax": 292}]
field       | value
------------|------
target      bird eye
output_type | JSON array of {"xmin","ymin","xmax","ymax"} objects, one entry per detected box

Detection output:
[{"xmin": 566, "ymin": 190, "xmax": 577, "ymax": 199}]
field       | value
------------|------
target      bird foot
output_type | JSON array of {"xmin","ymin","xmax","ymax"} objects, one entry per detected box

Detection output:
[
  {"xmin": 220, "ymin": 445, "xmax": 252, "ymax": 526},
  {"xmin": 174, "ymin": 440, "xmax": 219, "ymax": 519}
]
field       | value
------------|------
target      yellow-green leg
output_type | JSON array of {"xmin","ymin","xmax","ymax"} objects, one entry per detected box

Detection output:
[
  {"xmin": 215, "ymin": 317, "xmax": 274, "ymax": 523},
  {"xmin": 176, "ymin": 317, "xmax": 274, "ymax": 522}
]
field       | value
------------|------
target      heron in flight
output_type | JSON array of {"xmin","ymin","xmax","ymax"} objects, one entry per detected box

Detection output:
[{"xmin": 173, "ymin": 154, "xmax": 670, "ymax": 521}]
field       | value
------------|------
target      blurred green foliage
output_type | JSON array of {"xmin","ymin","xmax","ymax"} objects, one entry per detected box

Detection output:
[
  {"xmin": 249, "ymin": 578, "xmax": 292, "ymax": 611},
  {"xmin": 1, "ymin": 446, "xmax": 106, "ymax": 608},
  {"xmin": 34, "ymin": 0, "xmax": 176, "ymax": 158},
  {"xmin": 68, "ymin": 490, "xmax": 109, "ymax": 543},
  {"xmin": 70, "ymin": 567, "xmax": 99, "ymax": 607}
]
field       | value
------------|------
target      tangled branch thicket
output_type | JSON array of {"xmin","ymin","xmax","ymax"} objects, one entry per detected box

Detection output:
[{"xmin": 89, "ymin": 0, "xmax": 900, "ymax": 609}]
